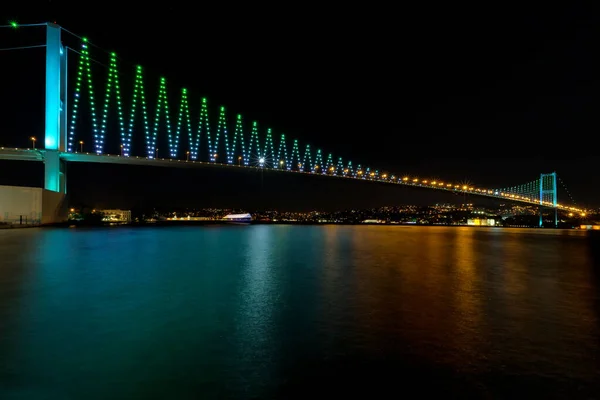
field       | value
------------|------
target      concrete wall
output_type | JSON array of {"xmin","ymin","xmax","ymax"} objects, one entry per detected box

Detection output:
[
  {"xmin": 42, "ymin": 189, "xmax": 67, "ymax": 224},
  {"xmin": 0, "ymin": 185, "xmax": 43, "ymax": 225},
  {"xmin": 0, "ymin": 185, "xmax": 66, "ymax": 225}
]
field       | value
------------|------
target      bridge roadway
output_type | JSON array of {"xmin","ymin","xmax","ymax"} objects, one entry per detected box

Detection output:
[{"xmin": 0, "ymin": 147, "xmax": 581, "ymax": 213}]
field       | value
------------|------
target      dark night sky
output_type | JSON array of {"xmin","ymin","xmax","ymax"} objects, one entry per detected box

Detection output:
[{"xmin": 0, "ymin": 3, "xmax": 597, "ymax": 210}]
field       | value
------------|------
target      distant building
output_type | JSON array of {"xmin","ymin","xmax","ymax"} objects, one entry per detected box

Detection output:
[
  {"xmin": 580, "ymin": 225, "xmax": 600, "ymax": 230},
  {"xmin": 467, "ymin": 218, "xmax": 496, "ymax": 226},
  {"xmin": 101, "ymin": 209, "xmax": 131, "ymax": 223}
]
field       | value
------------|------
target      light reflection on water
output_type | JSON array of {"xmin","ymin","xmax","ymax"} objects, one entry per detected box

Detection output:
[{"xmin": 0, "ymin": 226, "xmax": 598, "ymax": 399}]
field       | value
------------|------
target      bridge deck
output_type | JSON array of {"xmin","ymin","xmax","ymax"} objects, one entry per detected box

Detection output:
[{"xmin": 0, "ymin": 147, "xmax": 579, "ymax": 212}]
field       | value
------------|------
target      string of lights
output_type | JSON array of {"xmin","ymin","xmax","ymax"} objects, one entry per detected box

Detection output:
[
  {"xmin": 232, "ymin": 115, "xmax": 246, "ymax": 165},
  {"xmin": 276, "ymin": 134, "xmax": 290, "ymax": 170},
  {"xmin": 63, "ymin": 33, "xmax": 366, "ymax": 174},
  {"xmin": 176, "ymin": 88, "xmax": 194, "ymax": 160},
  {"xmin": 558, "ymin": 176, "xmax": 577, "ymax": 205}
]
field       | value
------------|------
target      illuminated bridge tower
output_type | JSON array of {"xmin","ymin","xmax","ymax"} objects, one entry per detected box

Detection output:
[
  {"xmin": 44, "ymin": 23, "xmax": 68, "ymax": 194},
  {"xmin": 539, "ymin": 172, "xmax": 558, "ymax": 228}
]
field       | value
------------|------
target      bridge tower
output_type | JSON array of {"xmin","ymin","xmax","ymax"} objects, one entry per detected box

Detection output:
[
  {"xmin": 539, "ymin": 172, "xmax": 558, "ymax": 228},
  {"xmin": 44, "ymin": 23, "xmax": 67, "ymax": 194}
]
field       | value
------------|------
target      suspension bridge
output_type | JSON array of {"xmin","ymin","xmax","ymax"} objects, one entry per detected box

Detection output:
[{"xmin": 0, "ymin": 22, "xmax": 586, "ymax": 224}]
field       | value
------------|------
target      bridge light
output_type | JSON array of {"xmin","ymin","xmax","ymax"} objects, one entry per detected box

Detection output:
[{"xmin": 259, "ymin": 157, "xmax": 265, "ymax": 165}]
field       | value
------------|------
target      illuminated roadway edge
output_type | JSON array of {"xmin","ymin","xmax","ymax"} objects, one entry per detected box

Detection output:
[{"xmin": 0, "ymin": 147, "xmax": 583, "ymax": 212}]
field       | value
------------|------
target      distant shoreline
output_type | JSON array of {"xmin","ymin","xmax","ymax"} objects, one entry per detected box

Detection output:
[{"xmin": 2, "ymin": 221, "xmax": 584, "ymax": 230}]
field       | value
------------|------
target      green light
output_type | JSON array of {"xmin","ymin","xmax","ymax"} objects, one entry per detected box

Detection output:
[
  {"xmin": 68, "ymin": 40, "xmax": 99, "ymax": 153},
  {"xmin": 100, "ymin": 51, "xmax": 126, "ymax": 155},
  {"xmin": 264, "ymin": 128, "xmax": 275, "ymax": 165},
  {"xmin": 82, "ymin": 37, "xmax": 88, "ymax": 42},
  {"xmin": 9, "ymin": 21, "xmax": 18, "ymax": 28},
  {"xmin": 314, "ymin": 149, "xmax": 323, "ymax": 173},
  {"xmin": 176, "ymin": 88, "xmax": 193, "ymax": 159},
  {"xmin": 215, "ymin": 106, "xmax": 230, "ymax": 163},
  {"xmin": 152, "ymin": 77, "xmax": 173, "ymax": 158},
  {"xmin": 198, "ymin": 98, "xmax": 210, "ymax": 161},
  {"xmin": 232, "ymin": 114, "xmax": 246, "ymax": 164},
  {"xmin": 248, "ymin": 122, "xmax": 260, "ymax": 160},
  {"xmin": 128, "ymin": 64, "xmax": 150, "ymax": 157},
  {"xmin": 291, "ymin": 140, "xmax": 301, "ymax": 170},
  {"xmin": 303, "ymin": 144, "xmax": 312, "ymax": 172},
  {"xmin": 277, "ymin": 133, "xmax": 289, "ymax": 169}
]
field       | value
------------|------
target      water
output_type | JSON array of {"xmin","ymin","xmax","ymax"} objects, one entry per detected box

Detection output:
[{"xmin": 0, "ymin": 225, "xmax": 599, "ymax": 399}]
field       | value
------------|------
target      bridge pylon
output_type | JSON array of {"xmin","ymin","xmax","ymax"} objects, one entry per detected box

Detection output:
[
  {"xmin": 44, "ymin": 22, "xmax": 67, "ymax": 194},
  {"xmin": 539, "ymin": 172, "xmax": 558, "ymax": 228}
]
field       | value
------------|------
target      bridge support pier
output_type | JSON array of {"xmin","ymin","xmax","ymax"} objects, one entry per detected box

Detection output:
[
  {"xmin": 44, "ymin": 150, "xmax": 67, "ymax": 194},
  {"xmin": 538, "ymin": 207, "xmax": 559, "ymax": 228},
  {"xmin": 539, "ymin": 172, "xmax": 558, "ymax": 228},
  {"xmin": 43, "ymin": 23, "xmax": 68, "ymax": 222}
]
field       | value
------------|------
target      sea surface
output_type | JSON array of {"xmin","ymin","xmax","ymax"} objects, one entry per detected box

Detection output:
[{"xmin": 0, "ymin": 225, "xmax": 599, "ymax": 399}]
